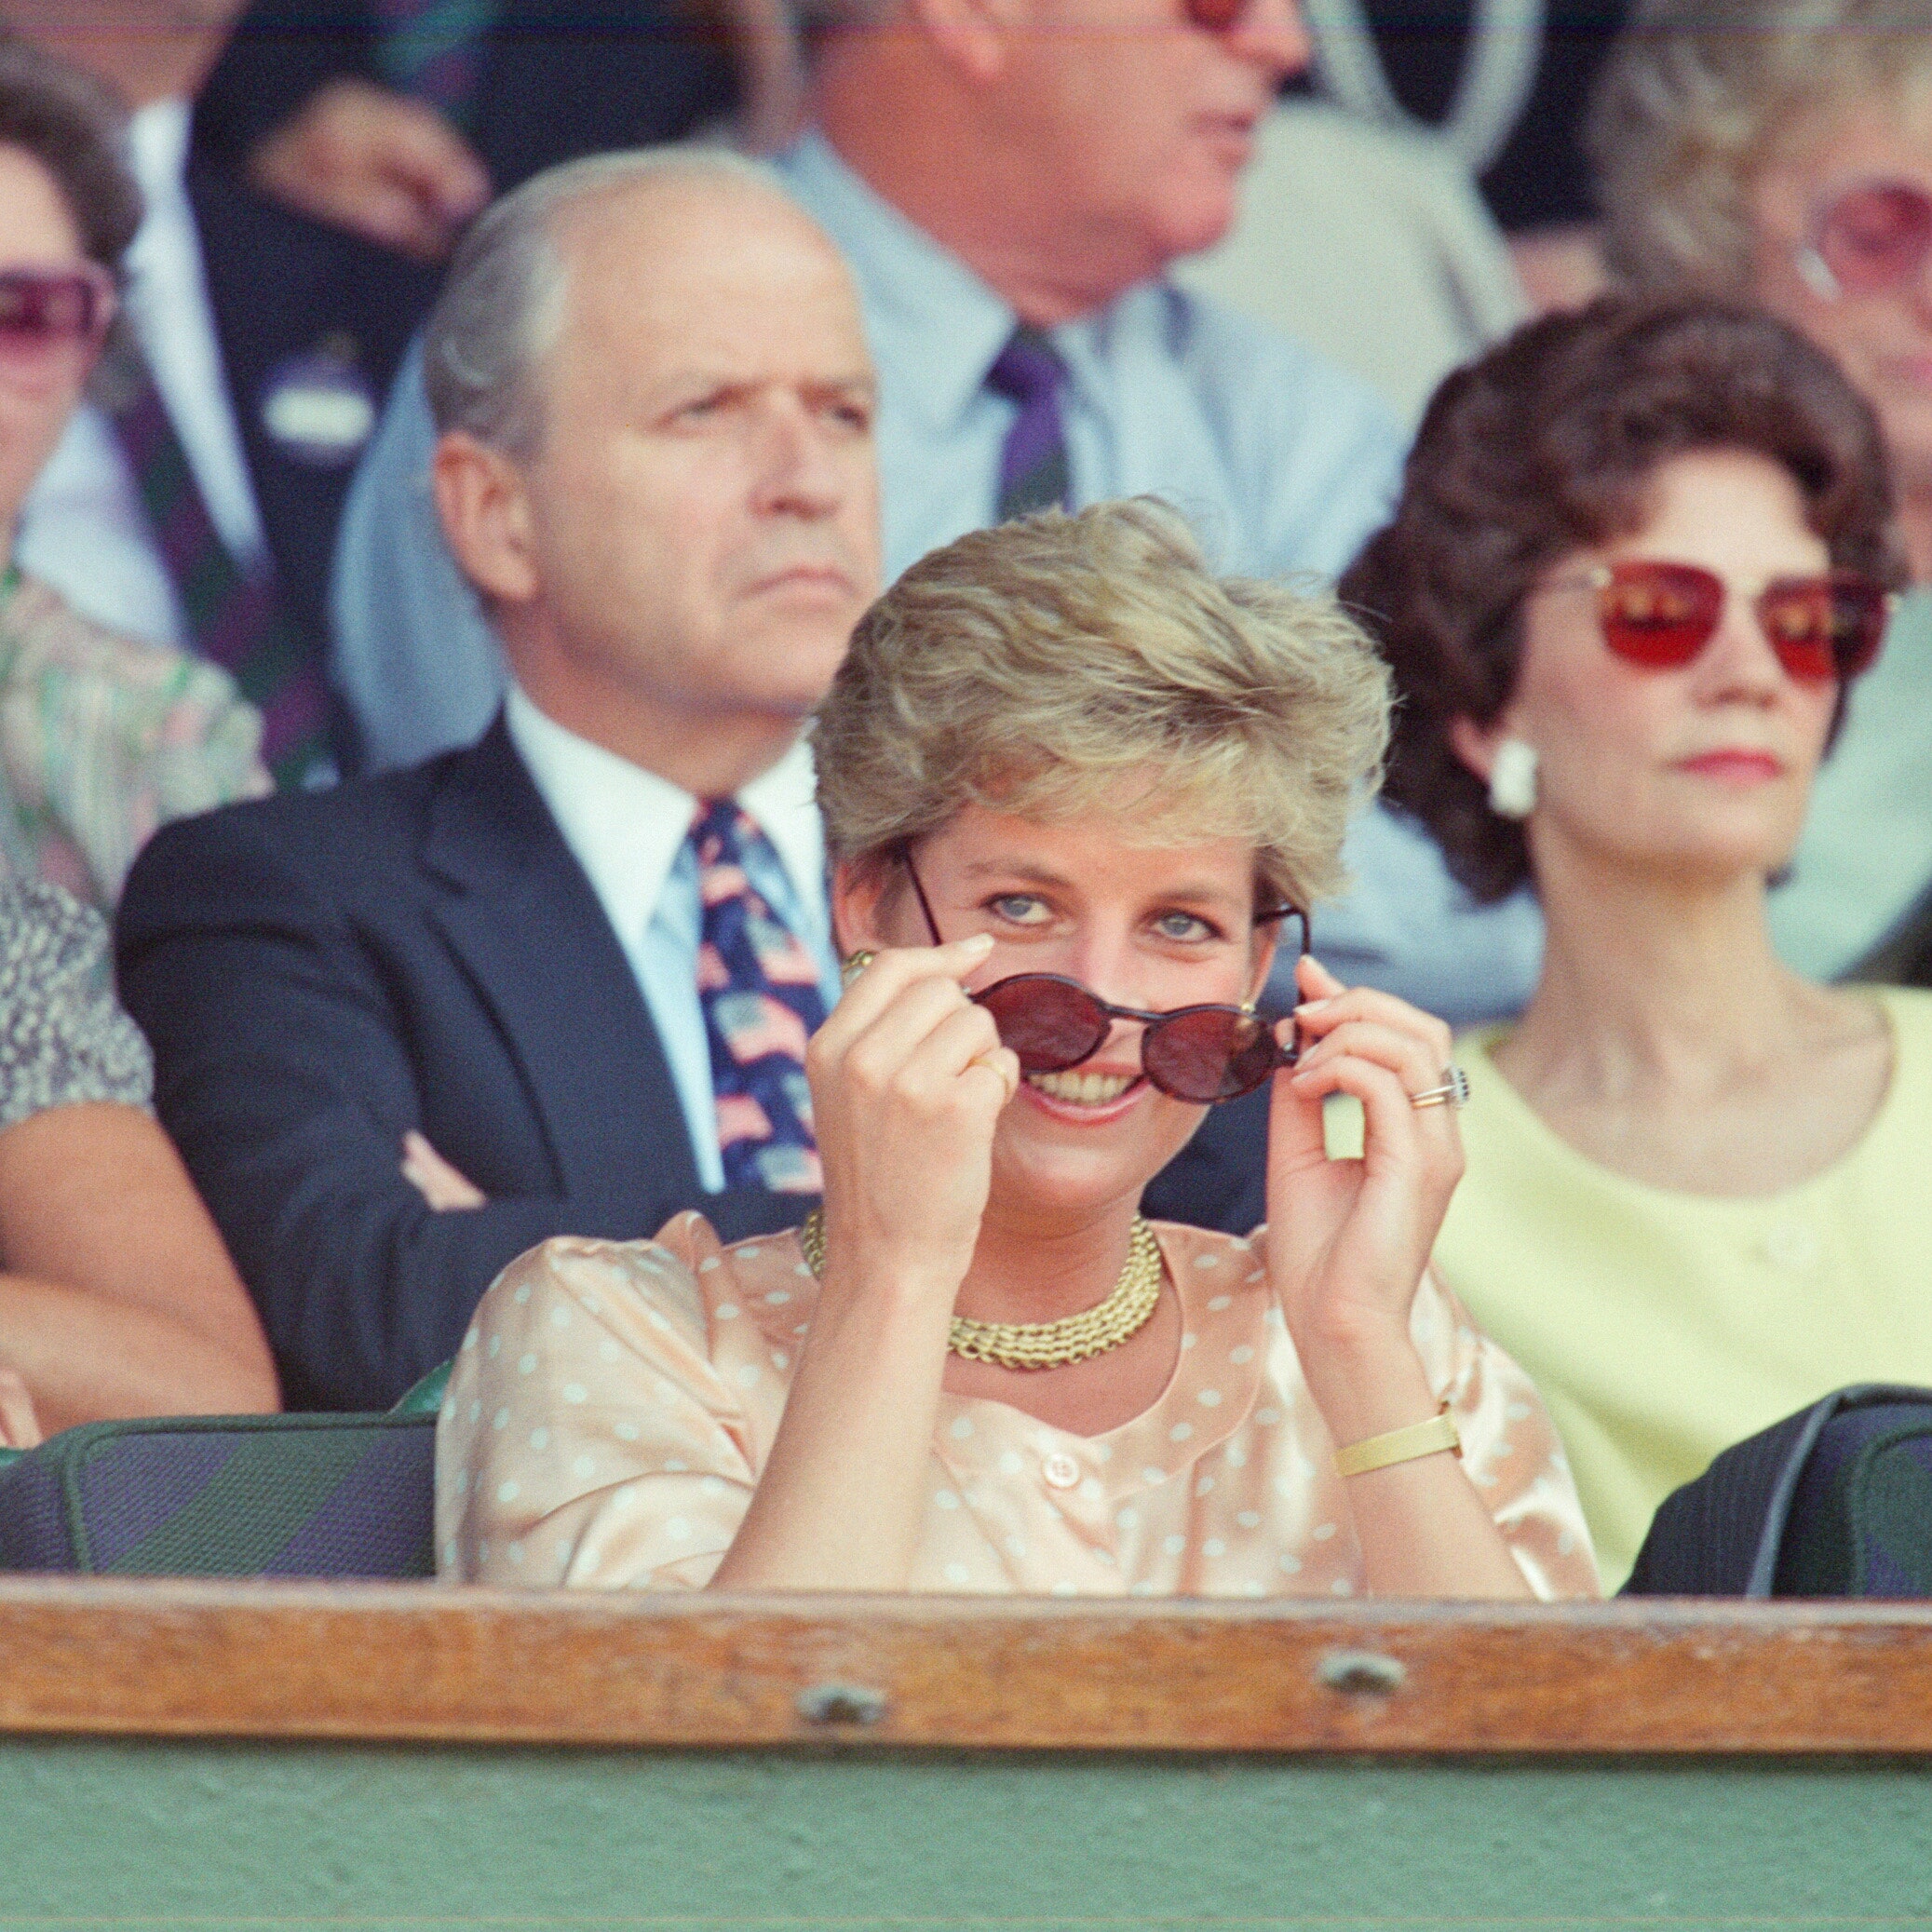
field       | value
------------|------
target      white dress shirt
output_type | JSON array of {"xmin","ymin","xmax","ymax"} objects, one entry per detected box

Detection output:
[
  {"xmin": 504, "ymin": 685, "xmax": 842, "ymax": 1192},
  {"xmin": 15, "ymin": 99, "xmax": 266, "ymax": 650}
]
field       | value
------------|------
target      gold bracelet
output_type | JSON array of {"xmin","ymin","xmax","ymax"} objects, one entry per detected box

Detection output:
[{"xmin": 1332, "ymin": 1403, "xmax": 1462, "ymax": 1478}]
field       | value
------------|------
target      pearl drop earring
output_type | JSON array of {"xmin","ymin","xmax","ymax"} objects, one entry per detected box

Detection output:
[{"xmin": 1488, "ymin": 738, "xmax": 1538, "ymax": 819}]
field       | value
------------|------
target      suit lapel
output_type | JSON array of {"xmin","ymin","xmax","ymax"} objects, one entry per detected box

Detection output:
[{"xmin": 422, "ymin": 719, "xmax": 704, "ymax": 1201}]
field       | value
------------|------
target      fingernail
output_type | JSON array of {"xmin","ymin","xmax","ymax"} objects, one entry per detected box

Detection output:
[
  {"xmin": 1295, "ymin": 997, "xmax": 1333, "ymax": 1014},
  {"xmin": 963, "ymin": 932, "xmax": 994, "ymax": 952}
]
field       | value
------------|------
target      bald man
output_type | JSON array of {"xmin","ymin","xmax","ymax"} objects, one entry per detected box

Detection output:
[{"xmin": 117, "ymin": 155, "xmax": 883, "ymax": 1409}]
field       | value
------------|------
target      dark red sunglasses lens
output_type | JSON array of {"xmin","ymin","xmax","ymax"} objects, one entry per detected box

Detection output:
[
  {"xmin": 0, "ymin": 272, "xmax": 101, "ymax": 346},
  {"xmin": 976, "ymin": 976, "xmax": 1111, "ymax": 1074},
  {"xmin": 1143, "ymin": 1007, "xmax": 1277, "ymax": 1102},
  {"xmin": 1817, "ymin": 181, "xmax": 1932, "ymax": 297},
  {"xmin": 1597, "ymin": 561, "xmax": 1723, "ymax": 667},
  {"xmin": 1184, "ymin": 0, "xmax": 1246, "ymax": 28}
]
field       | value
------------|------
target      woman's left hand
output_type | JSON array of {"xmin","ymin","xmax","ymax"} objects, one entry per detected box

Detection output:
[{"xmin": 1262, "ymin": 955, "xmax": 1464, "ymax": 1429}]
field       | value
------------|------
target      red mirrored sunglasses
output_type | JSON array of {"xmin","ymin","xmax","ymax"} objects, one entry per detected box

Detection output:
[
  {"xmin": 1797, "ymin": 178, "xmax": 1932, "ymax": 302},
  {"xmin": 1546, "ymin": 560, "xmax": 1891, "ymax": 682},
  {"xmin": 901, "ymin": 853, "xmax": 1308, "ymax": 1105},
  {"xmin": 0, "ymin": 264, "xmax": 117, "ymax": 385}
]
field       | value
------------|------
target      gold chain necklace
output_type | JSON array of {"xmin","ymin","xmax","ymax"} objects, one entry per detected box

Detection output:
[{"xmin": 796, "ymin": 1209, "xmax": 1165, "ymax": 1371}]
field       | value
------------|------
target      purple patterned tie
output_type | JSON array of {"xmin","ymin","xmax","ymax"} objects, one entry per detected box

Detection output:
[
  {"xmin": 988, "ymin": 324, "xmax": 1072, "ymax": 521},
  {"xmin": 101, "ymin": 342, "xmax": 332, "ymax": 789},
  {"xmin": 692, "ymin": 799, "xmax": 829, "ymax": 1194}
]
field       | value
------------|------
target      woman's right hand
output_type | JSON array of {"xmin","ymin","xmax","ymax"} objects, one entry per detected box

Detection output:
[{"xmin": 804, "ymin": 934, "xmax": 1020, "ymax": 1309}]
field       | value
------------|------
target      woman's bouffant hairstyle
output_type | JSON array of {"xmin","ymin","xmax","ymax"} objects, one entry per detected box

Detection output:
[
  {"xmin": 0, "ymin": 36, "xmax": 142, "ymax": 274},
  {"xmin": 1349, "ymin": 297, "xmax": 1900, "ymax": 905},
  {"xmin": 815, "ymin": 499, "xmax": 1392, "ymax": 913},
  {"xmin": 1589, "ymin": 0, "xmax": 1932, "ymax": 297}
]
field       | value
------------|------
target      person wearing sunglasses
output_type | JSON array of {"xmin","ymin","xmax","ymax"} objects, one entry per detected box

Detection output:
[
  {"xmin": 0, "ymin": 41, "xmax": 265, "ymax": 911},
  {"xmin": 1346, "ymin": 295, "xmax": 1930, "ymax": 1589},
  {"xmin": 1587, "ymin": 0, "xmax": 1932, "ymax": 987},
  {"xmin": 436, "ymin": 500, "xmax": 1599, "ymax": 1601}
]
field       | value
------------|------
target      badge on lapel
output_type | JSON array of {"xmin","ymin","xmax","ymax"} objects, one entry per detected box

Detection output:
[{"xmin": 259, "ymin": 334, "xmax": 377, "ymax": 468}]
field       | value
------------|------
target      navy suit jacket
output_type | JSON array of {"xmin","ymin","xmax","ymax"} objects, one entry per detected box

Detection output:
[
  {"xmin": 117, "ymin": 714, "xmax": 1271, "ymax": 1409},
  {"xmin": 115, "ymin": 719, "xmax": 805, "ymax": 1412}
]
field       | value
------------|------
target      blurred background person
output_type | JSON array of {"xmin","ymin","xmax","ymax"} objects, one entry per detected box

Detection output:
[
  {"xmin": 117, "ymin": 154, "xmax": 882, "ymax": 1412},
  {"xmin": 325, "ymin": 0, "xmax": 1403, "ymax": 776},
  {"xmin": 0, "ymin": 1, "xmax": 437, "ymax": 787},
  {"xmin": 0, "ymin": 39, "xmax": 265, "ymax": 911},
  {"xmin": 1591, "ymin": 0, "xmax": 1932, "ymax": 985},
  {"xmin": 1352, "ymin": 297, "xmax": 1930, "ymax": 1589},
  {"xmin": 0, "ymin": 878, "xmax": 277, "ymax": 1449},
  {"xmin": 1294, "ymin": 0, "xmax": 1627, "ymax": 311},
  {"xmin": 190, "ymin": 0, "xmax": 802, "ymax": 268}
]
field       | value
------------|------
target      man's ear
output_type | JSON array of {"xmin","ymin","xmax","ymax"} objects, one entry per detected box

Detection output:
[
  {"xmin": 830, "ymin": 858, "xmax": 899, "ymax": 962},
  {"xmin": 908, "ymin": 0, "xmax": 1028, "ymax": 85},
  {"xmin": 432, "ymin": 429, "xmax": 540, "ymax": 605}
]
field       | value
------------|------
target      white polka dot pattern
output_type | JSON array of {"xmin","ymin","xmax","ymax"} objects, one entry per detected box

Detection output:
[{"xmin": 436, "ymin": 1220, "xmax": 1600, "ymax": 1600}]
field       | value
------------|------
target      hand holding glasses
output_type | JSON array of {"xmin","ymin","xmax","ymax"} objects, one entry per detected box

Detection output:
[{"xmin": 898, "ymin": 853, "xmax": 1307, "ymax": 1105}]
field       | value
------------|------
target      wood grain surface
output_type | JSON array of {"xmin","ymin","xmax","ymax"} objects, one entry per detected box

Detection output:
[{"xmin": 4, "ymin": 1582, "xmax": 1932, "ymax": 1753}]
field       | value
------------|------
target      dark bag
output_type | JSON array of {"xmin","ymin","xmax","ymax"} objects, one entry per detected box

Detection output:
[
  {"xmin": 0, "ymin": 1364, "xmax": 452, "ymax": 1579},
  {"xmin": 1624, "ymin": 1384, "xmax": 1932, "ymax": 1598}
]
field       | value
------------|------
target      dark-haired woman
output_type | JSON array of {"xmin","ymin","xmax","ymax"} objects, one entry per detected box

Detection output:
[{"xmin": 1350, "ymin": 295, "xmax": 1927, "ymax": 1587}]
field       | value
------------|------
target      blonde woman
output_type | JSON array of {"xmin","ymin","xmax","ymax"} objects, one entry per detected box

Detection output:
[
  {"xmin": 437, "ymin": 502, "xmax": 1595, "ymax": 1601},
  {"xmin": 1588, "ymin": 0, "xmax": 1932, "ymax": 980}
]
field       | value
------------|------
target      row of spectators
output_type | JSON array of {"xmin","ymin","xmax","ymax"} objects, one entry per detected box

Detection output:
[{"xmin": 0, "ymin": 0, "xmax": 1927, "ymax": 1593}]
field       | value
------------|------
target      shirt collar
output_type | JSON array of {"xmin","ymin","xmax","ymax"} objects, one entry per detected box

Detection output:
[
  {"xmin": 504, "ymin": 684, "xmax": 827, "ymax": 939},
  {"xmin": 775, "ymin": 130, "xmax": 1020, "ymax": 436},
  {"xmin": 127, "ymin": 99, "xmax": 192, "ymax": 212}
]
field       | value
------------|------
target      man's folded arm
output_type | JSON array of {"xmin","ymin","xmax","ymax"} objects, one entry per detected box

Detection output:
[{"xmin": 115, "ymin": 813, "xmax": 801, "ymax": 1412}]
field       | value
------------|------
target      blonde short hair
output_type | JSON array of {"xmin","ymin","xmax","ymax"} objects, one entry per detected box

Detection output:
[
  {"xmin": 813, "ymin": 500, "xmax": 1391, "ymax": 911},
  {"xmin": 1589, "ymin": 0, "xmax": 1932, "ymax": 296}
]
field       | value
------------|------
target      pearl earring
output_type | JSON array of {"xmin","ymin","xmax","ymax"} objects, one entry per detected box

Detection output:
[{"xmin": 1488, "ymin": 738, "xmax": 1538, "ymax": 819}]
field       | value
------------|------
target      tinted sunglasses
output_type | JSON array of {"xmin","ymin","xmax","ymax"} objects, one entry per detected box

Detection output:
[
  {"xmin": 901, "ymin": 853, "xmax": 1308, "ymax": 1104},
  {"xmin": 0, "ymin": 264, "xmax": 116, "ymax": 386},
  {"xmin": 1796, "ymin": 178, "xmax": 1932, "ymax": 303},
  {"xmin": 1546, "ymin": 560, "xmax": 1891, "ymax": 682}
]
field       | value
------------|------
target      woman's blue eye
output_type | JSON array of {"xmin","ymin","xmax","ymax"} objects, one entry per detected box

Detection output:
[
  {"xmin": 1156, "ymin": 912, "xmax": 1213, "ymax": 940},
  {"xmin": 990, "ymin": 895, "xmax": 1050, "ymax": 924}
]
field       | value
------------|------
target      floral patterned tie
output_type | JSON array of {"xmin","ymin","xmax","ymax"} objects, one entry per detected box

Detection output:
[{"xmin": 692, "ymin": 799, "xmax": 828, "ymax": 1194}]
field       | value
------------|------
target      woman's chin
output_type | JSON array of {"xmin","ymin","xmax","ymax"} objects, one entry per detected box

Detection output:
[{"xmin": 991, "ymin": 1088, "xmax": 1205, "ymax": 1220}]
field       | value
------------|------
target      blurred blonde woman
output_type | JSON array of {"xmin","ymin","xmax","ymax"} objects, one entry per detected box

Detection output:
[
  {"xmin": 1590, "ymin": 0, "xmax": 1932, "ymax": 980},
  {"xmin": 437, "ymin": 501, "xmax": 1596, "ymax": 1601}
]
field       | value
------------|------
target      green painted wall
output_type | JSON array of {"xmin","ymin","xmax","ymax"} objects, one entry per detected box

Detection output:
[{"xmin": 5, "ymin": 1740, "xmax": 1931, "ymax": 1930}]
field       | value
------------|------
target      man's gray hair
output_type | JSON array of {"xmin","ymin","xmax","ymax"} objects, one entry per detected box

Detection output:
[{"xmin": 423, "ymin": 146, "xmax": 782, "ymax": 462}]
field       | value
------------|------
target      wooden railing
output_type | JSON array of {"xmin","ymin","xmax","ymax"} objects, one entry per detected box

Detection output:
[{"xmin": 5, "ymin": 1579, "xmax": 1932, "ymax": 1752}]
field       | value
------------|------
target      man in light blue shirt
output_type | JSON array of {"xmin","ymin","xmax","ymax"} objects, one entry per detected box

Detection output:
[{"xmin": 331, "ymin": 0, "xmax": 1403, "ymax": 767}]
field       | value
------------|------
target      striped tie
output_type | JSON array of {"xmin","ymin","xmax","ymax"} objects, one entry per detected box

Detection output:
[
  {"xmin": 372, "ymin": 0, "xmax": 501, "ymax": 126},
  {"xmin": 692, "ymin": 799, "xmax": 829, "ymax": 1195},
  {"xmin": 988, "ymin": 324, "xmax": 1072, "ymax": 521},
  {"xmin": 100, "ymin": 342, "xmax": 332, "ymax": 790}
]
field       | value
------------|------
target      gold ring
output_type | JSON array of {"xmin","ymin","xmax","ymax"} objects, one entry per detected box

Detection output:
[
  {"xmin": 1409, "ymin": 1065, "xmax": 1470, "ymax": 1111},
  {"xmin": 840, "ymin": 949, "xmax": 878, "ymax": 991}
]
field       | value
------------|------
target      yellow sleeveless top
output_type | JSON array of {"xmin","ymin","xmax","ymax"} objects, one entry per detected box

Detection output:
[{"xmin": 1435, "ymin": 987, "xmax": 1932, "ymax": 1590}]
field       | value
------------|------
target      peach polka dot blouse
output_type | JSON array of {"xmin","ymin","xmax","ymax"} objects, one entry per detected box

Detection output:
[{"xmin": 437, "ymin": 1215, "xmax": 1600, "ymax": 1599}]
